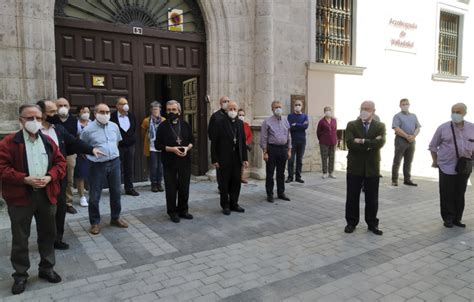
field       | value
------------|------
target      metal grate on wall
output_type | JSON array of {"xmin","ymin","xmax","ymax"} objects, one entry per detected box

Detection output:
[
  {"xmin": 316, "ymin": 0, "xmax": 352, "ymax": 65},
  {"xmin": 438, "ymin": 11, "xmax": 459, "ymax": 75}
]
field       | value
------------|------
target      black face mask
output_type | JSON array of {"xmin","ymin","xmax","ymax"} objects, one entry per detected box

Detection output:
[
  {"xmin": 167, "ymin": 112, "xmax": 178, "ymax": 121},
  {"xmin": 46, "ymin": 114, "xmax": 57, "ymax": 124}
]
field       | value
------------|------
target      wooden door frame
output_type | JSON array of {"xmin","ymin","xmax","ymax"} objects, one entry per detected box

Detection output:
[{"xmin": 55, "ymin": 18, "xmax": 208, "ymax": 176}]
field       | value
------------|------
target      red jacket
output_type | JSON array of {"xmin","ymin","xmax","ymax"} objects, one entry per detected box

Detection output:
[
  {"xmin": 0, "ymin": 131, "xmax": 66, "ymax": 206},
  {"xmin": 243, "ymin": 122, "xmax": 253, "ymax": 146}
]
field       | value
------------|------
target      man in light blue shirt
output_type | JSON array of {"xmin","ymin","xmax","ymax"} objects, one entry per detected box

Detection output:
[
  {"xmin": 391, "ymin": 98, "xmax": 421, "ymax": 187},
  {"xmin": 80, "ymin": 103, "xmax": 129, "ymax": 235}
]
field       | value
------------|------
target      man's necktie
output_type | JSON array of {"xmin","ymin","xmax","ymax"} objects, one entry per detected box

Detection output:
[{"xmin": 363, "ymin": 122, "xmax": 369, "ymax": 135}]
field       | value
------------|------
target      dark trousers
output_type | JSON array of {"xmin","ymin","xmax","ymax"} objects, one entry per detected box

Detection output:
[
  {"xmin": 288, "ymin": 141, "xmax": 306, "ymax": 179},
  {"xmin": 55, "ymin": 180, "xmax": 67, "ymax": 242},
  {"xmin": 345, "ymin": 173, "xmax": 380, "ymax": 228},
  {"xmin": 320, "ymin": 144, "xmax": 336, "ymax": 174},
  {"xmin": 266, "ymin": 145, "xmax": 288, "ymax": 196},
  {"xmin": 149, "ymin": 151, "xmax": 163, "ymax": 184},
  {"xmin": 88, "ymin": 158, "xmax": 122, "ymax": 225},
  {"xmin": 391, "ymin": 136, "xmax": 415, "ymax": 182},
  {"xmin": 439, "ymin": 169, "xmax": 470, "ymax": 223},
  {"xmin": 119, "ymin": 145, "xmax": 135, "ymax": 190},
  {"xmin": 218, "ymin": 155, "xmax": 242, "ymax": 209},
  {"xmin": 163, "ymin": 161, "xmax": 191, "ymax": 216},
  {"xmin": 8, "ymin": 190, "xmax": 57, "ymax": 281}
]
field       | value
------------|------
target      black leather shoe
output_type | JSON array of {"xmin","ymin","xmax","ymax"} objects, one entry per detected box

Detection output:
[
  {"xmin": 344, "ymin": 225, "xmax": 356, "ymax": 233},
  {"xmin": 295, "ymin": 178, "xmax": 305, "ymax": 183},
  {"xmin": 403, "ymin": 180, "xmax": 417, "ymax": 186},
  {"xmin": 151, "ymin": 183, "xmax": 159, "ymax": 192},
  {"xmin": 54, "ymin": 241, "xmax": 69, "ymax": 250},
  {"xmin": 170, "ymin": 215, "xmax": 180, "ymax": 223},
  {"xmin": 453, "ymin": 221, "xmax": 466, "ymax": 228},
  {"xmin": 125, "ymin": 189, "xmax": 140, "ymax": 196},
  {"xmin": 12, "ymin": 279, "xmax": 27, "ymax": 295},
  {"xmin": 179, "ymin": 213, "xmax": 193, "ymax": 220},
  {"xmin": 267, "ymin": 195, "xmax": 274, "ymax": 203},
  {"xmin": 66, "ymin": 205, "xmax": 77, "ymax": 214},
  {"xmin": 157, "ymin": 183, "xmax": 164, "ymax": 192},
  {"xmin": 278, "ymin": 194, "xmax": 291, "ymax": 201},
  {"xmin": 285, "ymin": 178, "xmax": 293, "ymax": 183},
  {"xmin": 222, "ymin": 208, "xmax": 231, "ymax": 215},
  {"xmin": 368, "ymin": 226, "xmax": 383, "ymax": 235},
  {"xmin": 444, "ymin": 221, "xmax": 454, "ymax": 228},
  {"xmin": 38, "ymin": 271, "xmax": 61, "ymax": 283},
  {"xmin": 230, "ymin": 205, "xmax": 245, "ymax": 213}
]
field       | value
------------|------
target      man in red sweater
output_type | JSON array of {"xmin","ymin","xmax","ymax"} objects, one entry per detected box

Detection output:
[{"xmin": 0, "ymin": 104, "xmax": 66, "ymax": 295}]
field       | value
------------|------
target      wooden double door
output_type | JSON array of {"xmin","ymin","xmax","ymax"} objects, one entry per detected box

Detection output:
[{"xmin": 55, "ymin": 18, "xmax": 208, "ymax": 179}]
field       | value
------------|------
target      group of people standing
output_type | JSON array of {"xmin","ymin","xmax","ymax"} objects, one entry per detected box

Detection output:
[{"xmin": 0, "ymin": 95, "xmax": 471, "ymax": 295}]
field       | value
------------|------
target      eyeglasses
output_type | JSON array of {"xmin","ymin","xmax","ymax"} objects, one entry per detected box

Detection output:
[
  {"xmin": 21, "ymin": 116, "xmax": 43, "ymax": 122},
  {"xmin": 117, "ymin": 103, "xmax": 128, "ymax": 106}
]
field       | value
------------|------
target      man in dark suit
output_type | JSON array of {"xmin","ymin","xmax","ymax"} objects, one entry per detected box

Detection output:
[
  {"xmin": 344, "ymin": 101, "xmax": 386, "ymax": 235},
  {"xmin": 208, "ymin": 96, "xmax": 231, "ymax": 193},
  {"xmin": 211, "ymin": 101, "xmax": 248, "ymax": 215},
  {"xmin": 111, "ymin": 97, "xmax": 139, "ymax": 196},
  {"xmin": 155, "ymin": 100, "xmax": 194, "ymax": 223}
]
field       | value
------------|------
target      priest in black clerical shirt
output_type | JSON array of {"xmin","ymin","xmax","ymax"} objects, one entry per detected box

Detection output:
[
  {"xmin": 155, "ymin": 100, "xmax": 194, "ymax": 223},
  {"xmin": 211, "ymin": 101, "xmax": 249, "ymax": 215}
]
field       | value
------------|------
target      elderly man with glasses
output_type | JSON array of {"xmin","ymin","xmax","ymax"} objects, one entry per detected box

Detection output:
[
  {"xmin": 80, "ymin": 103, "xmax": 129, "ymax": 235},
  {"xmin": 0, "ymin": 104, "xmax": 66, "ymax": 295}
]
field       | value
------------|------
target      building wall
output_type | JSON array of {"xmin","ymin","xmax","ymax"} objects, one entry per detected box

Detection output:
[
  {"xmin": 307, "ymin": 0, "xmax": 474, "ymax": 178},
  {"xmin": 0, "ymin": 0, "xmax": 56, "ymax": 134}
]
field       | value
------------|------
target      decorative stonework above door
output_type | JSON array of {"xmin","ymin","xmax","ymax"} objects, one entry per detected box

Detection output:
[{"xmin": 55, "ymin": 0, "xmax": 204, "ymax": 33}]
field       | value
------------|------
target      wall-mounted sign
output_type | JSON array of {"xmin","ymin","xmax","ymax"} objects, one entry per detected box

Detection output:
[
  {"xmin": 168, "ymin": 8, "xmax": 183, "ymax": 32},
  {"xmin": 385, "ymin": 18, "xmax": 418, "ymax": 54},
  {"xmin": 92, "ymin": 75, "xmax": 105, "ymax": 87}
]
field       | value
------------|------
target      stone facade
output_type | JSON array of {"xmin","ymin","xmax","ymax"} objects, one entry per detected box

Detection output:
[
  {"xmin": 0, "ymin": 0, "xmax": 321, "ymax": 180},
  {"xmin": 0, "ymin": 0, "xmax": 57, "ymax": 134}
]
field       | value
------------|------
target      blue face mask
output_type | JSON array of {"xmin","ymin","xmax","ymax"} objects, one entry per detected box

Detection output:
[{"xmin": 451, "ymin": 113, "xmax": 464, "ymax": 123}]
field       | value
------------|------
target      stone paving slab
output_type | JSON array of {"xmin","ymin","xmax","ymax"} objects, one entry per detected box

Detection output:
[{"xmin": 0, "ymin": 172, "xmax": 472, "ymax": 302}]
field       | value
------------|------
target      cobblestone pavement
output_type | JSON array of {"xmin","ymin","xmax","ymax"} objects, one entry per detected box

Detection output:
[{"xmin": 0, "ymin": 172, "xmax": 472, "ymax": 302}]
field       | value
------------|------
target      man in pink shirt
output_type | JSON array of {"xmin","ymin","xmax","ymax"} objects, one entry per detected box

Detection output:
[{"xmin": 429, "ymin": 103, "xmax": 473, "ymax": 228}]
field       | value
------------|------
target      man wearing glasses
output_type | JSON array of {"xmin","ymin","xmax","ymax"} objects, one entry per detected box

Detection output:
[
  {"xmin": 0, "ymin": 105, "xmax": 66, "ymax": 294},
  {"xmin": 80, "ymin": 103, "xmax": 129, "ymax": 235}
]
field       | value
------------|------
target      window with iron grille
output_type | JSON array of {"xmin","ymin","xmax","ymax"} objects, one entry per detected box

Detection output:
[
  {"xmin": 316, "ymin": 0, "xmax": 353, "ymax": 65},
  {"xmin": 438, "ymin": 11, "xmax": 460, "ymax": 75}
]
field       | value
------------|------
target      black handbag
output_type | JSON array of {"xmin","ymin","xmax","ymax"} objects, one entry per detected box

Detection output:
[{"xmin": 450, "ymin": 123, "xmax": 473, "ymax": 175}]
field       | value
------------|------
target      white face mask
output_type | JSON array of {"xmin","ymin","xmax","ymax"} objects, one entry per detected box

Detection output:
[
  {"xmin": 24, "ymin": 120, "xmax": 42, "ymax": 134},
  {"xmin": 228, "ymin": 110, "xmax": 238, "ymax": 119},
  {"xmin": 80, "ymin": 113, "xmax": 90, "ymax": 121},
  {"xmin": 294, "ymin": 105, "xmax": 302, "ymax": 112},
  {"xmin": 324, "ymin": 111, "xmax": 332, "ymax": 117},
  {"xmin": 95, "ymin": 113, "xmax": 110, "ymax": 124},
  {"xmin": 451, "ymin": 113, "xmax": 464, "ymax": 123},
  {"xmin": 401, "ymin": 105, "xmax": 410, "ymax": 112},
  {"xmin": 238, "ymin": 115, "xmax": 245, "ymax": 121},
  {"xmin": 221, "ymin": 102, "xmax": 229, "ymax": 110},
  {"xmin": 274, "ymin": 108, "xmax": 283, "ymax": 117},
  {"xmin": 359, "ymin": 110, "xmax": 371, "ymax": 121},
  {"xmin": 58, "ymin": 106, "xmax": 69, "ymax": 117},
  {"xmin": 123, "ymin": 104, "xmax": 130, "ymax": 112}
]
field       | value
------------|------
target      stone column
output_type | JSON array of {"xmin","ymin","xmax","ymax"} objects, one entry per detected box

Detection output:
[
  {"xmin": 0, "ymin": 0, "xmax": 56, "ymax": 209},
  {"xmin": 249, "ymin": 0, "xmax": 274, "ymax": 179}
]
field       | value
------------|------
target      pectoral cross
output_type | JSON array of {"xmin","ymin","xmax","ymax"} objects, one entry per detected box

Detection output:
[{"xmin": 176, "ymin": 137, "xmax": 182, "ymax": 145}]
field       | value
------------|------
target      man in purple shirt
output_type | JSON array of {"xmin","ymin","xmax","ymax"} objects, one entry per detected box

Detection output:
[
  {"xmin": 429, "ymin": 103, "xmax": 473, "ymax": 228},
  {"xmin": 260, "ymin": 101, "xmax": 292, "ymax": 202}
]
